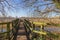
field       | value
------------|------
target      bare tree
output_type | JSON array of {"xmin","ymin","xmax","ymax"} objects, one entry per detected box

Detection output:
[
  {"xmin": 22, "ymin": 0, "xmax": 60, "ymax": 18},
  {"xmin": 0, "ymin": 0, "xmax": 18, "ymax": 17},
  {"xmin": 0, "ymin": 0, "xmax": 60, "ymax": 18}
]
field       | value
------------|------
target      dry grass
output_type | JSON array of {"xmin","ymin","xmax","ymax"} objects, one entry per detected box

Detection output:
[{"xmin": 28, "ymin": 18, "xmax": 60, "ymax": 24}]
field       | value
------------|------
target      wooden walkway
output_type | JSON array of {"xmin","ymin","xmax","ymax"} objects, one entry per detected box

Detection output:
[{"xmin": 17, "ymin": 20, "xmax": 27, "ymax": 40}]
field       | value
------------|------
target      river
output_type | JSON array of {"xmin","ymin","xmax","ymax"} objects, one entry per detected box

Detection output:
[{"xmin": 0, "ymin": 27, "xmax": 60, "ymax": 33}]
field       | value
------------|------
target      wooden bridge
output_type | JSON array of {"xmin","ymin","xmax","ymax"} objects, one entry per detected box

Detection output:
[
  {"xmin": 0, "ymin": 18, "xmax": 60, "ymax": 40},
  {"xmin": 0, "ymin": 19, "xmax": 28, "ymax": 40}
]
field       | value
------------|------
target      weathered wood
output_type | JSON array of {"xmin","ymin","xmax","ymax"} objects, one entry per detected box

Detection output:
[
  {"xmin": 7, "ymin": 23, "xmax": 10, "ymax": 40},
  {"xmin": 17, "ymin": 20, "xmax": 27, "ymax": 40},
  {"xmin": 0, "ymin": 19, "xmax": 19, "ymax": 40}
]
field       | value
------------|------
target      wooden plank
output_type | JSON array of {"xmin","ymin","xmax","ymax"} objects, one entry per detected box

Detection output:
[{"xmin": 17, "ymin": 21, "xmax": 27, "ymax": 40}]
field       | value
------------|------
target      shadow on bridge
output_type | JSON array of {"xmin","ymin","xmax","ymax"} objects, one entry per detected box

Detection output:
[
  {"xmin": 0, "ymin": 19, "xmax": 30, "ymax": 40},
  {"xmin": 0, "ymin": 19, "xmax": 20, "ymax": 40}
]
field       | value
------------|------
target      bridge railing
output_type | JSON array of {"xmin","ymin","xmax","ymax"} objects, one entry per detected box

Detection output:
[
  {"xmin": 24, "ymin": 19, "xmax": 59, "ymax": 40},
  {"xmin": 0, "ymin": 19, "xmax": 19, "ymax": 40},
  {"xmin": 24, "ymin": 19, "xmax": 32, "ymax": 40}
]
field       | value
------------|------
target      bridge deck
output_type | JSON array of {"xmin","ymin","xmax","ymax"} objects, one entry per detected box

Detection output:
[{"xmin": 17, "ymin": 21, "xmax": 27, "ymax": 40}]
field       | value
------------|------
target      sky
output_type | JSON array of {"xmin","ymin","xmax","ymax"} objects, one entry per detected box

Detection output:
[
  {"xmin": 0, "ymin": 0, "xmax": 60, "ymax": 17},
  {"xmin": 5, "ymin": 0, "xmax": 28, "ymax": 17}
]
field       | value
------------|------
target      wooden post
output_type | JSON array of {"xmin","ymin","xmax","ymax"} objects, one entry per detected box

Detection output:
[
  {"xmin": 40, "ymin": 25, "xmax": 42, "ymax": 40},
  {"xmin": 7, "ymin": 23, "xmax": 10, "ymax": 40},
  {"xmin": 33, "ymin": 24, "xmax": 35, "ymax": 30},
  {"xmin": 13, "ymin": 20, "xmax": 18, "ymax": 40},
  {"xmin": 1, "ymin": 24, "xmax": 3, "ymax": 32}
]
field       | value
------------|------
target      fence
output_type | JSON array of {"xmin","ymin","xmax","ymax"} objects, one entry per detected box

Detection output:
[
  {"xmin": 0, "ymin": 19, "xmax": 19, "ymax": 40},
  {"xmin": 24, "ymin": 19, "xmax": 59, "ymax": 40}
]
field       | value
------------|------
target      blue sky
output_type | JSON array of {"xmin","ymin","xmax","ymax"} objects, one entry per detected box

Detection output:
[
  {"xmin": 6, "ymin": 0, "xmax": 28, "ymax": 17},
  {"xmin": 1, "ymin": 0, "xmax": 59, "ymax": 17}
]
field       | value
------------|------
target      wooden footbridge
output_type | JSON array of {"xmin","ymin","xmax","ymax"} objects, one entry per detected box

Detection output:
[{"xmin": 0, "ymin": 19, "xmax": 60, "ymax": 40}]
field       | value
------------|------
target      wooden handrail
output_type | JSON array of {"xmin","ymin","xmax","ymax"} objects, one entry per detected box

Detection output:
[
  {"xmin": 24, "ymin": 19, "xmax": 59, "ymax": 40},
  {"xmin": 0, "ymin": 18, "xmax": 19, "ymax": 40}
]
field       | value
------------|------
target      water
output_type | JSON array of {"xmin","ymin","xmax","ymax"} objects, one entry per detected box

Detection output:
[
  {"xmin": 44, "ymin": 27, "xmax": 60, "ymax": 32},
  {"xmin": 0, "ymin": 29, "xmax": 7, "ymax": 32},
  {"xmin": 34, "ymin": 27, "xmax": 60, "ymax": 33},
  {"xmin": 0, "ymin": 27, "xmax": 60, "ymax": 33}
]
